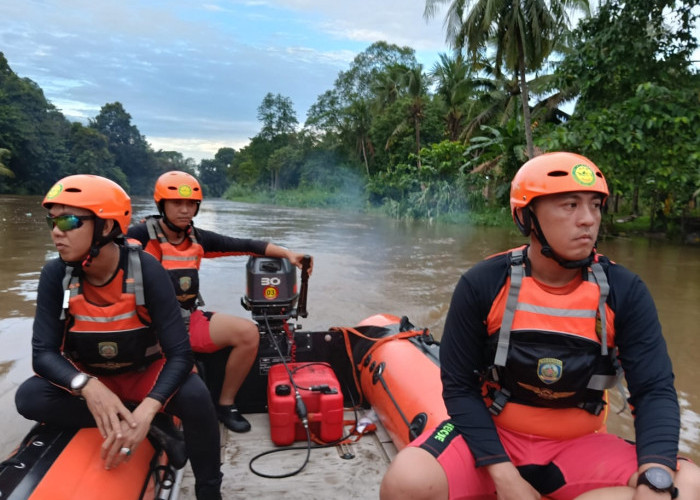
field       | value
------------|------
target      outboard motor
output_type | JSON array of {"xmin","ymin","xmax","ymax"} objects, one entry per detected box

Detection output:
[
  {"xmin": 234, "ymin": 255, "xmax": 311, "ymax": 412},
  {"xmin": 241, "ymin": 257, "xmax": 301, "ymax": 322}
]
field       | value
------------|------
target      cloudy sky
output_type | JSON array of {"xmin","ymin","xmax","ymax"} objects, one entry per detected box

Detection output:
[{"xmin": 1, "ymin": 0, "xmax": 451, "ymax": 162}]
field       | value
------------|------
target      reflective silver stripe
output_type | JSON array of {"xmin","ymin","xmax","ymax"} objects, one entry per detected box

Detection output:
[
  {"xmin": 146, "ymin": 217, "xmax": 161, "ymax": 240},
  {"xmin": 495, "ymin": 249, "xmax": 524, "ymax": 367},
  {"xmin": 60, "ymin": 268, "xmax": 79, "ymax": 321},
  {"xmin": 127, "ymin": 246, "xmax": 145, "ymax": 306},
  {"xmin": 515, "ymin": 303, "xmax": 597, "ymax": 318},
  {"xmin": 587, "ymin": 373, "xmax": 618, "ymax": 390},
  {"xmin": 590, "ymin": 262, "xmax": 610, "ymax": 356},
  {"xmin": 161, "ymin": 255, "xmax": 198, "ymax": 262},
  {"xmin": 73, "ymin": 311, "xmax": 137, "ymax": 322}
]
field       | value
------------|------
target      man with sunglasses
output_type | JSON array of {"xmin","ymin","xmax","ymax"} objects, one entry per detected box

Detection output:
[
  {"xmin": 127, "ymin": 170, "xmax": 313, "ymax": 433},
  {"xmin": 15, "ymin": 174, "xmax": 223, "ymax": 500}
]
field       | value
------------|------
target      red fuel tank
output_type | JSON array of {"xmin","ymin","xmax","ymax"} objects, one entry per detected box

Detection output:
[{"xmin": 267, "ymin": 362, "xmax": 344, "ymax": 446}]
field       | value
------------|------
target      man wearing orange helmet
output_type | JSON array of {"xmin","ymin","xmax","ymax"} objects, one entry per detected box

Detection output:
[
  {"xmin": 15, "ymin": 175, "xmax": 223, "ymax": 499},
  {"xmin": 380, "ymin": 153, "xmax": 700, "ymax": 499},
  {"xmin": 127, "ymin": 170, "xmax": 313, "ymax": 433}
]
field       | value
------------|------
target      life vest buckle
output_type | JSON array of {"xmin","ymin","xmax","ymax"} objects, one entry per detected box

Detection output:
[
  {"xmin": 488, "ymin": 388, "xmax": 511, "ymax": 416},
  {"xmin": 577, "ymin": 399, "xmax": 606, "ymax": 416}
]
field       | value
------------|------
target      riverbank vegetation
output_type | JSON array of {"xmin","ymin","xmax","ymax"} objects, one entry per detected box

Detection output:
[{"xmin": 1, "ymin": 0, "xmax": 698, "ymax": 239}]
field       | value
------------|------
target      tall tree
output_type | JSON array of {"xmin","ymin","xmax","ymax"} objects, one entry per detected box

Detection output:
[
  {"xmin": 89, "ymin": 102, "xmax": 155, "ymax": 194},
  {"xmin": 384, "ymin": 65, "xmax": 431, "ymax": 168},
  {"xmin": 257, "ymin": 93, "xmax": 298, "ymax": 141},
  {"xmin": 424, "ymin": 0, "xmax": 590, "ymax": 158},
  {"xmin": 557, "ymin": 0, "xmax": 699, "ymax": 114},
  {"xmin": 0, "ymin": 52, "xmax": 71, "ymax": 193}
]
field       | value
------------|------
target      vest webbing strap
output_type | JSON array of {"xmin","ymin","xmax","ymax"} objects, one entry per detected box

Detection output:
[
  {"xmin": 494, "ymin": 249, "xmax": 524, "ymax": 367},
  {"xmin": 60, "ymin": 245, "xmax": 145, "ymax": 321}
]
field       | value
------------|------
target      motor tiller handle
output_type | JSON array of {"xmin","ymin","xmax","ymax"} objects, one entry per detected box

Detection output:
[{"xmin": 297, "ymin": 255, "xmax": 311, "ymax": 318}]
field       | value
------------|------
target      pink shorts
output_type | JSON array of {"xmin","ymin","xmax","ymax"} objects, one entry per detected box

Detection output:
[
  {"xmin": 188, "ymin": 309, "xmax": 219, "ymax": 353},
  {"xmin": 412, "ymin": 420, "xmax": 638, "ymax": 500},
  {"xmin": 98, "ymin": 358, "xmax": 167, "ymax": 402}
]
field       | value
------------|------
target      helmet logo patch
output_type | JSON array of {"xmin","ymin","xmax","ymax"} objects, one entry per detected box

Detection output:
[
  {"xmin": 45, "ymin": 183, "xmax": 63, "ymax": 200},
  {"xmin": 572, "ymin": 164, "xmax": 595, "ymax": 186},
  {"xmin": 178, "ymin": 184, "xmax": 193, "ymax": 198},
  {"xmin": 537, "ymin": 358, "xmax": 562, "ymax": 384}
]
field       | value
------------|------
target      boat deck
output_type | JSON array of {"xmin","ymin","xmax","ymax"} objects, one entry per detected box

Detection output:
[{"xmin": 177, "ymin": 411, "xmax": 397, "ymax": 499}]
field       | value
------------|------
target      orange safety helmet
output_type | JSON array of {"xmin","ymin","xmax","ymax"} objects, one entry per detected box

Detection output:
[
  {"xmin": 43, "ymin": 175, "xmax": 132, "ymax": 234},
  {"xmin": 153, "ymin": 171, "xmax": 203, "ymax": 205},
  {"xmin": 510, "ymin": 152, "xmax": 608, "ymax": 230}
]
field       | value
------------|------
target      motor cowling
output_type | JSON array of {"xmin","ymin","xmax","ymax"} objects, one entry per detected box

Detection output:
[{"xmin": 241, "ymin": 256, "xmax": 299, "ymax": 321}]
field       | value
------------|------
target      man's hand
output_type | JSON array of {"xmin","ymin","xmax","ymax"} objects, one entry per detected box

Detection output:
[
  {"xmin": 81, "ymin": 377, "xmax": 137, "ymax": 439},
  {"xmin": 487, "ymin": 462, "xmax": 541, "ymax": 500}
]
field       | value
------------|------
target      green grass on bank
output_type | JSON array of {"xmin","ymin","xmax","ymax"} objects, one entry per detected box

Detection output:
[
  {"xmin": 224, "ymin": 185, "xmax": 367, "ymax": 211},
  {"xmin": 224, "ymin": 186, "xmax": 698, "ymax": 242}
]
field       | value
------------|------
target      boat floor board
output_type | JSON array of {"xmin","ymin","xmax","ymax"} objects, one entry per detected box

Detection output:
[{"xmin": 177, "ymin": 411, "xmax": 397, "ymax": 499}]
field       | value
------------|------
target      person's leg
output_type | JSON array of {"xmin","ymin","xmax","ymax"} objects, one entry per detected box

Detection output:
[
  {"xmin": 541, "ymin": 432, "xmax": 637, "ymax": 500},
  {"xmin": 191, "ymin": 311, "xmax": 258, "ymax": 432},
  {"xmin": 207, "ymin": 312, "xmax": 259, "ymax": 407},
  {"xmin": 381, "ymin": 447, "xmax": 449, "ymax": 500},
  {"xmin": 574, "ymin": 460, "xmax": 700, "ymax": 499},
  {"xmin": 165, "ymin": 373, "xmax": 222, "ymax": 500},
  {"xmin": 15, "ymin": 375, "xmax": 95, "ymax": 427},
  {"xmin": 382, "ymin": 420, "xmax": 500, "ymax": 500},
  {"xmin": 673, "ymin": 459, "xmax": 700, "ymax": 499}
]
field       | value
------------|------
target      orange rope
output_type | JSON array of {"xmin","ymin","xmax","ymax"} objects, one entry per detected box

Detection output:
[{"xmin": 330, "ymin": 325, "xmax": 431, "ymax": 406}]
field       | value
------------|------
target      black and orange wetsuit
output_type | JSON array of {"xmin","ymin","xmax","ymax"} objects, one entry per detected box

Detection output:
[
  {"xmin": 127, "ymin": 216, "xmax": 269, "ymax": 312},
  {"xmin": 29, "ymin": 244, "xmax": 191, "ymax": 401},
  {"xmin": 16, "ymin": 245, "xmax": 223, "ymax": 492},
  {"xmin": 440, "ymin": 246, "xmax": 679, "ymax": 470}
]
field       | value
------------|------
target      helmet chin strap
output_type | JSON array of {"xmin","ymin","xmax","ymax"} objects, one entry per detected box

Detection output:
[
  {"xmin": 63, "ymin": 219, "xmax": 117, "ymax": 269},
  {"xmin": 530, "ymin": 209, "xmax": 595, "ymax": 269}
]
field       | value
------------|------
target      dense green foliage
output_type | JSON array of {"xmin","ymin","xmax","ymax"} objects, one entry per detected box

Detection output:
[{"xmin": 1, "ymin": 0, "xmax": 698, "ymax": 236}]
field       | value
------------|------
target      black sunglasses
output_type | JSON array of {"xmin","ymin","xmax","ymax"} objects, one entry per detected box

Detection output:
[{"xmin": 46, "ymin": 214, "xmax": 95, "ymax": 231}]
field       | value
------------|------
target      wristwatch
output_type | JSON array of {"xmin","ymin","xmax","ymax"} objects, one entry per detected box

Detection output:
[
  {"xmin": 637, "ymin": 467, "xmax": 678, "ymax": 498},
  {"xmin": 70, "ymin": 372, "xmax": 94, "ymax": 396}
]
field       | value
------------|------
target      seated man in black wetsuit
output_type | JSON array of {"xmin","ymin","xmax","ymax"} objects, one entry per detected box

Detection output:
[{"xmin": 15, "ymin": 174, "xmax": 223, "ymax": 500}]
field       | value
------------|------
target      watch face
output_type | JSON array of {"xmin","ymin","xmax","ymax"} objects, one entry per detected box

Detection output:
[
  {"xmin": 646, "ymin": 467, "xmax": 673, "ymax": 489},
  {"xmin": 71, "ymin": 373, "xmax": 88, "ymax": 391}
]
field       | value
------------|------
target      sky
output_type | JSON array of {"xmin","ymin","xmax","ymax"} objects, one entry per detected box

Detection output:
[
  {"xmin": 2, "ymin": 2, "xmax": 697, "ymax": 164},
  {"xmin": 0, "ymin": 0, "xmax": 451, "ymax": 163}
]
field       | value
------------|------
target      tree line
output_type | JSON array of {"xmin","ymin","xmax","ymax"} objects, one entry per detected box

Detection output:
[{"xmin": 1, "ymin": 0, "xmax": 698, "ymax": 234}]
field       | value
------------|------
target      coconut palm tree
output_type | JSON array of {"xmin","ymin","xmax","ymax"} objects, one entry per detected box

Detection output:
[
  {"xmin": 424, "ymin": 0, "xmax": 589, "ymax": 158},
  {"xmin": 383, "ymin": 65, "xmax": 431, "ymax": 169}
]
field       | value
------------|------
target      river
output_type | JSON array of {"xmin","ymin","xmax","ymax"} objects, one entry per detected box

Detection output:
[{"xmin": 1, "ymin": 195, "xmax": 698, "ymax": 463}]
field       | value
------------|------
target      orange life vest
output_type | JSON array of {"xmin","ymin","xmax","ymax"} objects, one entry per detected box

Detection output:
[
  {"xmin": 483, "ymin": 247, "xmax": 621, "ymax": 439},
  {"xmin": 145, "ymin": 217, "xmax": 204, "ymax": 311},
  {"xmin": 61, "ymin": 245, "xmax": 162, "ymax": 375}
]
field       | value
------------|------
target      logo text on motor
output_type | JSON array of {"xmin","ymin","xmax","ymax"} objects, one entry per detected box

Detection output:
[{"xmin": 260, "ymin": 277, "xmax": 281, "ymax": 286}]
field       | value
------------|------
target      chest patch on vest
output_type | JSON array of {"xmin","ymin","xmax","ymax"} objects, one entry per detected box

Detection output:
[
  {"xmin": 179, "ymin": 276, "xmax": 192, "ymax": 291},
  {"xmin": 537, "ymin": 358, "xmax": 563, "ymax": 384},
  {"xmin": 98, "ymin": 342, "xmax": 118, "ymax": 359}
]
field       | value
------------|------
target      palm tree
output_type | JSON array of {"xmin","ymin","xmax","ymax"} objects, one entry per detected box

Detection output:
[
  {"xmin": 384, "ymin": 65, "xmax": 430, "ymax": 169},
  {"xmin": 424, "ymin": 0, "xmax": 589, "ymax": 158},
  {"xmin": 431, "ymin": 52, "xmax": 478, "ymax": 141}
]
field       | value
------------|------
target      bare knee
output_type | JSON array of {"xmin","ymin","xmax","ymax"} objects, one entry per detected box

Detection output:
[
  {"xmin": 210, "ymin": 313, "xmax": 259, "ymax": 350},
  {"xmin": 381, "ymin": 447, "xmax": 448, "ymax": 500}
]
